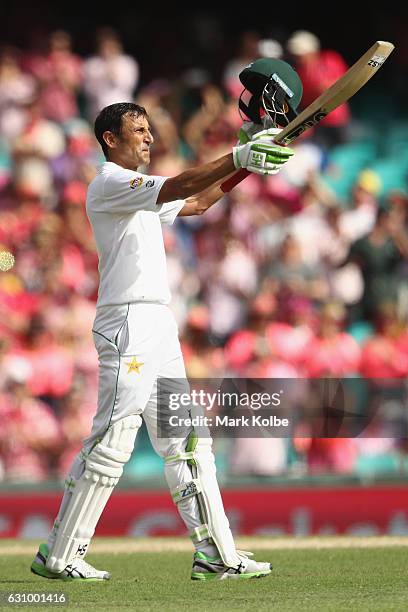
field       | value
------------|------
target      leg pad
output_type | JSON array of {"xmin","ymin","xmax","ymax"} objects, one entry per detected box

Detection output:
[{"xmin": 46, "ymin": 415, "xmax": 141, "ymax": 572}]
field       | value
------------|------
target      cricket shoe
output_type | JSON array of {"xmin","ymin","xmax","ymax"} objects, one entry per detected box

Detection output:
[
  {"xmin": 31, "ymin": 543, "xmax": 110, "ymax": 581},
  {"xmin": 191, "ymin": 550, "xmax": 272, "ymax": 581}
]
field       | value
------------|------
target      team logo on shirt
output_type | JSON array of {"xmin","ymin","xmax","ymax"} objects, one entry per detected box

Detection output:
[
  {"xmin": 126, "ymin": 357, "xmax": 144, "ymax": 374},
  {"xmin": 130, "ymin": 177, "xmax": 144, "ymax": 189},
  {"xmin": 146, "ymin": 180, "xmax": 155, "ymax": 188}
]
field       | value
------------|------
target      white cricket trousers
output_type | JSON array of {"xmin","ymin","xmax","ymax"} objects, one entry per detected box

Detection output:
[{"xmin": 86, "ymin": 302, "xmax": 203, "ymax": 533}]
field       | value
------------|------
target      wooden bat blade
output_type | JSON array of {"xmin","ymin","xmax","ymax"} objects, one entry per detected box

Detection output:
[
  {"xmin": 221, "ymin": 41, "xmax": 394, "ymax": 193},
  {"xmin": 274, "ymin": 40, "xmax": 394, "ymax": 145}
]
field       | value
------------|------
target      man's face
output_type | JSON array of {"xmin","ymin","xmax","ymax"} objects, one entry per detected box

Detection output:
[{"xmin": 108, "ymin": 113, "xmax": 154, "ymax": 168}]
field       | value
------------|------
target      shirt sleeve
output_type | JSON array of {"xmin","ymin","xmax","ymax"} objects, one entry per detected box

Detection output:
[
  {"xmin": 159, "ymin": 199, "xmax": 185, "ymax": 225},
  {"xmin": 101, "ymin": 168, "xmax": 168, "ymax": 214}
]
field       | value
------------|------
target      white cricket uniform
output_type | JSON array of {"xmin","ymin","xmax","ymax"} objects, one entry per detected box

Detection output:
[
  {"xmin": 47, "ymin": 161, "xmax": 239, "ymax": 568},
  {"xmin": 85, "ymin": 161, "xmax": 186, "ymax": 453}
]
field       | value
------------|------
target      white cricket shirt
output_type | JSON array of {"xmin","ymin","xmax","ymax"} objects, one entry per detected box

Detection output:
[{"xmin": 86, "ymin": 161, "xmax": 184, "ymax": 307}]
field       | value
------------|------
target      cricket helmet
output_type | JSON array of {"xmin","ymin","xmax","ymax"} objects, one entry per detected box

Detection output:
[{"xmin": 238, "ymin": 58, "xmax": 303, "ymax": 127}]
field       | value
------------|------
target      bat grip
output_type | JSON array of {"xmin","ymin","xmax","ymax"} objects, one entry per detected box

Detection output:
[{"xmin": 220, "ymin": 169, "xmax": 250, "ymax": 193}]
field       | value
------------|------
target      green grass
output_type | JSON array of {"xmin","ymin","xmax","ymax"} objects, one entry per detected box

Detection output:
[{"xmin": 0, "ymin": 542, "xmax": 407, "ymax": 611}]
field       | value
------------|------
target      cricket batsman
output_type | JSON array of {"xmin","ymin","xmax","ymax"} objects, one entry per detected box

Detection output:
[{"xmin": 30, "ymin": 58, "xmax": 303, "ymax": 581}]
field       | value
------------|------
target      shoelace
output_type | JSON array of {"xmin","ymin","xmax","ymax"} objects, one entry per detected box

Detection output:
[{"xmin": 70, "ymin": 558, "xmax": 100, "ymax": 577}]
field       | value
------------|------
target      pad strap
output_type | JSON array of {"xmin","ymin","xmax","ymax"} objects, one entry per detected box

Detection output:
[
  {"xmin": 190, "ymin": 524, "xmax": 210, "ymax": 543},
  {"xmin": 165, "ymin": 451, "xmax": 195, "ymax": 463}
]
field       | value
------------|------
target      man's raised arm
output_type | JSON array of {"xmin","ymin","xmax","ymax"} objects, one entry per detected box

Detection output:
[
  {"xmin": 156, "ymin": 134, "xmax": 294, "ymax": 204},
  {"xmin": 177, "ymin": 175, "xmax": 234, "ymax": 217},
  {"xmin": 157, "ymin": 154, "xmax": 234, "ymax": 204}
]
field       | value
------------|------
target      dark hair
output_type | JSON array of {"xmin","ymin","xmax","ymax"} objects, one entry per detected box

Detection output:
[{"xmin": 94, "ymin": 102, "xmax": 148, "ymax": 159}]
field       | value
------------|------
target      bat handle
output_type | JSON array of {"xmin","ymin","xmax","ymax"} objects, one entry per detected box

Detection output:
[{"xmin": 220, "ymin": 169, "xmax": 250, "ymax": 193}]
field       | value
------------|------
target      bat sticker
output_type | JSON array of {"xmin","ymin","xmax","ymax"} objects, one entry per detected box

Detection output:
[
  {"xmin": 368, "ymin": 55, "xmax": 386, "ymax": 68},
  {"xmin": 281, "ymin": 110, "xmax": 328, "ymax": 144}
]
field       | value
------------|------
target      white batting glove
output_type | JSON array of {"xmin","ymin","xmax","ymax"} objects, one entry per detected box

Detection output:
[
  {"xmin": 234, "ymin": 122, "xmax": 294, "ymax": 175},
  {"xmin": 233, "ymin": 140, "xmax": 295, "ymax": 175},
  {"xmin": 250, "ymin": 127, "xmax": 283, "ymax": 143}
]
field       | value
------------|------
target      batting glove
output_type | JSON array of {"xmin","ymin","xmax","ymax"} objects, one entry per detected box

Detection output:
[
  {"xmin": 233, "ymin": 140, "xmax": 294, "ymax": 175},
  {"xmin": 238, "ymin": 122, "xmax": 286, "ymax": 144},
  {"xmin": 234, "ymin": 122, "xmax": 294, "ymax": 175}
]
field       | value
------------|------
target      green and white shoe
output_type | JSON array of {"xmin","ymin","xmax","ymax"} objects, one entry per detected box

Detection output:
[
  {"xmin": 31, "ymin": 543, "xmax": 110, "ymax": 582},
  {"xmin": 191, "ymin": 550, "xmax": 272, "ymax": 581}
]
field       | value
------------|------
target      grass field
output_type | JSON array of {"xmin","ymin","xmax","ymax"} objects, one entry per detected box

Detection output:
[{"xmin": 0, "ymin": 537, "xmax": 407, "ymax": 611}]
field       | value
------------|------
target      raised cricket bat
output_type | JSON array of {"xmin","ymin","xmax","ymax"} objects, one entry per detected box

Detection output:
[{"xmin": 221, "ymin": 40, "xmax": 395, "ymax": 193}]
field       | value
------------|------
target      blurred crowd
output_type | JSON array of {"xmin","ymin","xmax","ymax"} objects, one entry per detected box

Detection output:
[{"xmin": 0, "ymin": 27, "xmax": 407, "ymax": 483}]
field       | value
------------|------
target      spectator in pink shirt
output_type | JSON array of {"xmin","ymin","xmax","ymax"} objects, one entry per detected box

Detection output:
[
  {"xmin": 286, "ymin": 30, "xmax": 350, "ymax": 147},
  {"xmin": 35, "ymin": 30, "xmax": 83, "ymax": 123},
  {"xmin": 266, "ymin": 296, "xmax": 315, "ymax": 371},
  {"xmin": 12, "ymin": 315, "xmax": 74, "ymax": 406},
  {"xmin": 224, "ymin": 290, "xmax": 277, "ymax": 375},
  {"xmin": 0, "ymin": 358, "xmax": 62, "ymax": 482},
  {"xmin": 303, "ymin": 437, "xmax": 358, "ymax": 475},
  {"xmin": 305, "ymin": 301, "xmax": 361, "ymax": 377},
  {"xmin": 360, "ymin": 302, "xmax": 408, "ymax": 380}
]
